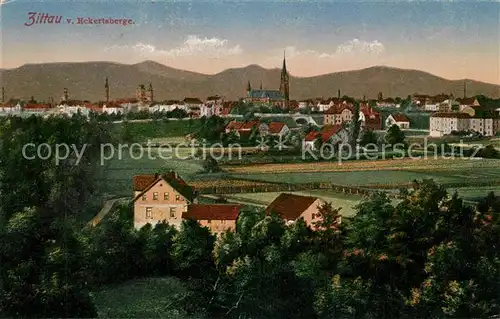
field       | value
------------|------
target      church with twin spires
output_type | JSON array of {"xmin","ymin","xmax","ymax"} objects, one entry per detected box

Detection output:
[{"xmin": 245, "ymin": 52, "xmax": 290, "ymax": 108}]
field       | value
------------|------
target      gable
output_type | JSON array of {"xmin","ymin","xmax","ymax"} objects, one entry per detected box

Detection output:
[
  {"xmin": 265, "ymin": 193, "xmax": 318, "ymax": 220},
  {"xmin": 133, "ymin": 173, "xmax": 195, "ymax": 203}
]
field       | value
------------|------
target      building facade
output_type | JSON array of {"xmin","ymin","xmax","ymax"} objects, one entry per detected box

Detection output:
[{"xmin": 429, "ymin": 112, "xmax": 471, "ymax": 137}]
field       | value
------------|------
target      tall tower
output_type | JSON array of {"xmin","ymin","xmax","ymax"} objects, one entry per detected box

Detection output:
[
  {"xmin": 1, "ymin": 87, "xmax": 4, "ymax": 103},
  {"xmin": 136, "ymin": 84, "xmax": 146, "ymax": 101},
  {"xmin": 463, "ymin": 80, "xmax": 467, "ymax": 99},
  {"xmin": 246, "ymin": 80, "xmax": 252, "ymax": 97},
  {"xmin": 147, "ymin": 83, "xmax": 154, "ymax": 102},
  {"xmin": 279, "ymin": 50, "xmax": 290, "ymax": 108},
  {"xmin": 260, "ymin": 82, "xmax": 263, "ymax": 90},
  {"xmin": 105, "ymin": 77, "xmax": 109, "ymax": 102},
  {"xmin": 63, "ymin": 88, "xmax": 69, "ymax": 102}
]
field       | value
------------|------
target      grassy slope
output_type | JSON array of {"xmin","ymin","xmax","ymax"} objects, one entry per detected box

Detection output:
[{"xmin": 92, "ymin": 277, "xmax": 202, "ymax": 318}]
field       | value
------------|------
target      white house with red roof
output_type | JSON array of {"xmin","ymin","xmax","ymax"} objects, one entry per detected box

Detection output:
[
  {"xmin": 203, "ymin": 95, "xmax": 224, "ymax": 117},
  {"xmin": 131, "ymin": 172, "xmax": 240, "ymax": 235},
  {"xmin": 225, "ymin": 120, "xmax": 269, "ymax": 137},
  {"xmin": 385, "ymin": 113, "xmax": 410, "ymax": 129},
  {"xmin": 303, "ymin": 125, "xmax": 349, "ymax": 150},
  {"xmin": 183, "ymin": 97, "xmax": 204, "ymax": 118},
  {"xmin": 0, "ymin": 100, "xmax": 22, "ymax": 114},
  {"xmin": 23, "ymin": 103, "xmax": 53, "ymax": 115},
  {"xmin": 267, "ymin": 122, "xmax": 290, "ymax": 137}
]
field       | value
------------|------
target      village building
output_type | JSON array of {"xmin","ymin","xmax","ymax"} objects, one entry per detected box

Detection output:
[
  {"xmin": 132, "ymin": 172, "xmax": 197, "ymax": 229},
  {"xmin": 266, "ymin": 122, "xmax": 290, "ymax": 137},
  {"xmin": 136, "ymin": 83, "xmax": 154, "ymax": 103},
  {"xmin": 323, "ymin": 104, "xmax": 354, "ymax": 126},
  {"xmin": 225, "ymin": 120, "xmax": 268, "ymax": 138},
  {"xmin": 183, "ymin": 204, "xmax": 240, "ymax": 236},
  {"xmin": 303, "ymin": 125, "xmax": 349, "ymax": 150},
  {"xmin": 183, "ymin": 97, "xmax": 204, "ymax": 118},
  {"xmin": 204, "ymin": 95, "xmax": 224, "ymax": 117},
  {"xmin": 244, "ymin": 54, "xmax": 290, "ymax": 108},
  {"xmin": 132, "ymin": 172, "xmax": 242, "ymax": 235},
  {"xmin": 265, "ymin": 193, "xmax": 337, "ymax": 229},
  {"xmin": 429, "ymin": 112, "xmax": 471, "ymax": 137},
  {"xmin": 359, "ymin": 105, "xmax": 382, "ymax": 131},
  {"xmin": 385, "ymin": 114, "xmax": 410, "ymax": 129}
]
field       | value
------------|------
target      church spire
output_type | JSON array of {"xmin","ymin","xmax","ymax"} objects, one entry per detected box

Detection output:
[
  {"xmin": 247, "ymin": 80, "xmax": 252, "ymax": 92},
  {"xmin": 279, "ymin": 49, "xmax": 290, "ymax": 108},
  {"xmin": 282, "ymin": 49, "xmax": 287, "ymax": 73}
]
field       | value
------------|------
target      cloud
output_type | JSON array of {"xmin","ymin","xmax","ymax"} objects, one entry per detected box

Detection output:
[
  {"xmin": 105, "ymin": 35, "xmax": 242, "ymax": 58},
  {"xmin": 336, "ymin": 38, "xmax": 385, "ymax": 54},
  {"xmin": 278, "ymin": 39, "xmax": 385, "ymax": 62}
]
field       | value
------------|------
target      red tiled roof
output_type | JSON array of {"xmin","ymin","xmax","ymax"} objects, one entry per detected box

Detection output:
[
  {"xmin": 391, "ymin": 114, "xmax": 410, "ymax": 122},
  {"xmin": 265, "ymin": 193, "xmax": 319, "ymax": 220},
  {"xmin": 268, "ymin": 122, "xmax": 286, "ymax": 134},
  {"xmin": 183, "ymin": 204, "xmax": 240, "ymax": 221},
  {"xmin": 133, "ymin": 171, "xmax": 194, "ymax": 202},
  {"xmin": 133, "ymin": 175, "xmax": 158, "ymax": 191},
  {"xmin": 304, "ymin": 125, "xmax": 343, "ymax": 143},
  {"xmin": 24, "ymin": 103, "xmax": 51, "ymax": 109},
  {"xmin": 431, "ymin": 112, "xmax": 471, "ymax": 118},
  {"xmin": 324, "ymin": 104, "xmax": 354, "ymax": 114},
  {"xmin": 321, "ymin": 125, "xmax": 343, "ymax": 142},
  {"xmin": 241, "ymin": 121, "xmax": 260, "ymax": 130},
  {"xmin": 304, "ymin": 131, "xmax": 321, "ymax": 142},
  {"xmin": 226, "ymin": 121, "xmax": 244, "ymax": 130}
]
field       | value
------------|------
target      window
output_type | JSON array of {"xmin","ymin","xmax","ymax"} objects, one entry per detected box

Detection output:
[
  {"xmin": 153, "ymin": 192, "xmax": 158, "ymax": 200},
  {"xmin": 221, "ymin": 220, "xmax": 226, "ymax": 224},
  {"xmin": 164, "ymin": 192, "xmax": 169, "ymax": 200},
  {"xmin": 142, "ymin": 194, "xmax": 146, "ymax": 201},
  {"xmin": 146, "ymin": 207, "xmax": 152, "ymax": 219},
  {"xmin": 175, "ymin": 195, "xmax": 180, "ymax": 201},
  {"xmin": 207, "ymin": 220, "xmax": 211, "ymax": 224},
  {"xmin": 169, "ymin": 207, "xmax": 176, "ymax": 218}
]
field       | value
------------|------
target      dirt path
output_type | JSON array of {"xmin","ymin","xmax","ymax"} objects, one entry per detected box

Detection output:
[{"xmin": 88, "ymin": 198, "xmax": 127, "ymax": 227}]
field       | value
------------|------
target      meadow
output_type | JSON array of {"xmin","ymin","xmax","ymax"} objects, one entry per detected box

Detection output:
[
  {"xmin": 100, "ymin": 147, "xmax": 204, "ymax": 196},
  {"xmin": 92, "ymin": 277, "xmax": 201, "ymax": 318},
  {"xmin": 113, "ymin": 119, "xmax": 203, "ymax": 141},
  {"xmin": 224, "ymin": 158, "xmax": 500, "ymax": 174}
]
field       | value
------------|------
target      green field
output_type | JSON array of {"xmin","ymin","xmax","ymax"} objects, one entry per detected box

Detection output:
[
  {"xmin": 230, "ymin": 170, "xmax": 481, "ymax": 186},
  {"xmin": 449, "ymin": 186, "xmax": 500, "ymax": 201},
  {"xmin": 101, "ymin": 147, "xmax": 205, "ymax": 196},
  {"xmin": 114, "ymin": 120, "xmax": 203, "ymax": 141},
  {"xmin": 224, "ymin": 190, "xmax": 397, "ymax": 217},
  {"xmin": 93, "ymin": 277, "xmax": 201, "ymax": 318}
]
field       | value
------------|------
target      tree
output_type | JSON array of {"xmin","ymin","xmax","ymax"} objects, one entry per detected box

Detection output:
[
  {"xmin": 359, "ymin": 130, "xmax": 378, "ymax": 146},
  {"xmin": 0, "ymin": 208, "xmax": 97, "ymax": 317},
  {"xmin": 121, "ymin": 121, "xmax": 135, "ymax": 143},
  {"xmin": 385, "ymin": 124, "xmax": 406, "ymax": 146},
  {"xmin": 203, "ymin": 155, "xmax": 221, "ymax": 173},
  {"xmin": 477, "ymin": 145, "xmax": 499, "ymax": 159},
  {"xmin": 349, "ymin": 102, "xmax": 361, "ymax": 147}
]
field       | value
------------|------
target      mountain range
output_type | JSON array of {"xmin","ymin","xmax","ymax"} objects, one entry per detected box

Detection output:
[{"xmin": 1, "ymin": 60, "xmax": 499, "ymax": 102}]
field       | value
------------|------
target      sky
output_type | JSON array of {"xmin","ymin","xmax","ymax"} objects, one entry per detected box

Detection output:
[{"xmin": 1, "ymin": 0, "xmax": 499, "ymax": 84}]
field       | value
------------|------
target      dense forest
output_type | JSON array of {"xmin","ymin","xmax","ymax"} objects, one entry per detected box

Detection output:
[{"xmin": 0, "ymin": 115, "xmax": 499, "ymax": 318}]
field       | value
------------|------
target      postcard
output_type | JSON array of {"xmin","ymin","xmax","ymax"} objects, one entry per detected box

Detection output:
[{"xmin": 1, "ymin": 1, "xmax": 499, "ymax": 318}]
